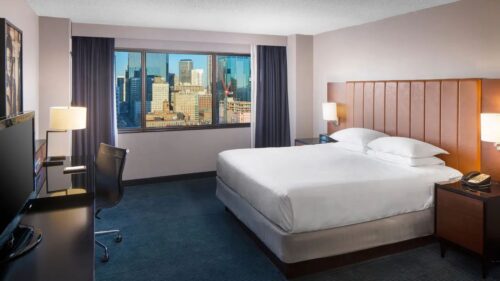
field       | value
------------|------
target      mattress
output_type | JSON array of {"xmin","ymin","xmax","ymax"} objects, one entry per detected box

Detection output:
[{"xmin": 217, "ymin": 143, "xmax": 462, "ymax": 234}]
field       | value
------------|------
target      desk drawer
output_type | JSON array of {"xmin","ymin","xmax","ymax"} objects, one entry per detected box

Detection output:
[{"xmin": 436, "ymin": 188, "xmax": 484, "ymax": 254}]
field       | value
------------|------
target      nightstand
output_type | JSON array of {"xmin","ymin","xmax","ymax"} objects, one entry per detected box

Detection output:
[
  {"xmin": 435, "ymin": 181, "xmax": 500, "ymax": 278},
  {"xmin": 294, "ymin": 138, "xmax": 322, "ymax": 146}
]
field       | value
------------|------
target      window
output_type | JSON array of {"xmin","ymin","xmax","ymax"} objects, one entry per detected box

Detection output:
[
  {"xmin": 216, "ymin": 55, "xmax": 251, "ymax": 124},
  {"xmin": 115, "ymin": 51, "xmax": 142, "ymax": 129},
  {"xmin": 114, "ymin": 50, "xmax": 251, "ymax": 132}
]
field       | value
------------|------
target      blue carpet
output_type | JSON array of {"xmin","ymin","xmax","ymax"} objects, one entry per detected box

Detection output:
[{"xmin": 95, "ymin": 177, "xmax": 500, "ymax": 281}]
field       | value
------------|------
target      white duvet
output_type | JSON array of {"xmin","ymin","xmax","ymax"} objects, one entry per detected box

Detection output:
[{"xmin": 217, "ymin": 143, "xmax": 462, "ymax": 234}]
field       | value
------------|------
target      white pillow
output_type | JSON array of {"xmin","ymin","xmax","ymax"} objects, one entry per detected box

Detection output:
[
  {"xmin": 367, "ymin": 150, "xmax": 445, "ymax": 166},
  {"xmin": 367, "ymin": 137, "xmax": 448, "ymax": 158},
  {"xmin": 330, "ymin": 128, "xmax": 388, "ymax": 148},
  {"xmin": 332, "ymin": 142, "xmax": 365, "ymax": 153}
]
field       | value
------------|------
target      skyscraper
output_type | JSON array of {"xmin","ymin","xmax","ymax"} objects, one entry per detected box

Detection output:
[
  {"xmin": 128, "ymin": 55, "xmax": 141, "ymax": 80},
  {"xmin": 191, "ymin": 69, "xmax": 203, "ymax": 86},
  {"xmin": 146, "ymin": 53, "xmax": 168, "ymax": 78},
  {"xmin": 179, "ymin": 59, "xmax": 193, "ymax": 85},
  {"xmin": 128, "ymin": 76, "xmax": 142, "ymax": 127},
  {"xmin": 116, "ymin": 77, "xmax": 125, "ymax": 99},
  {"xmin": 151, "ymin": 77, "xmax": 169, "ymax": 113},
  {"xmin": 198, "ymin": 94, "xmax": 212, "ymax": 124},
  {"xmin": 116, "ymin": 77, "xmax": 125, "ymax": 114},
  {"xmin": 174, "ymin": 92, "xmax": 199, "ymax": 124}
]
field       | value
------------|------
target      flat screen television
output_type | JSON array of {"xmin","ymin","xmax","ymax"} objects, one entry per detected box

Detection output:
[{"xmin": 0, "ymin": 112, "xmax": 41, "ymax": 262}]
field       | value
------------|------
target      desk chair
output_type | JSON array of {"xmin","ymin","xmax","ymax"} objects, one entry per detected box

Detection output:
[{"xmin": 94, "ymin": 143, "xmax": 128, "ymax": 262}]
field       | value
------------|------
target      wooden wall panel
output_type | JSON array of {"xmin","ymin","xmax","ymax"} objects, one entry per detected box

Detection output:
[
  {"xmin": 440, "ymin": 80, "xmax": 459, "ymax": 169},
  {"xmin": 481, "ymin": 79, "xmax": 500, "ymax": 181},
  {"xmin": 397, "ymin": 82, "xmax": 410, "ymax": 137},
  {"xmin": 385, "ymin": 82, "xmax": 398, "ymax": 136},
  {"xmin": 354, "ymin": 82, "xmax": 364, "ymax": 127},
  {"xmin": 345, "ymin": 83, "xmax": 355, "ymax": 128},
  {"xmin": 363, "ymin": 82, "xmax": 374, "ymax": 129},
  {"xmin": 373, "ymin": 82, "xmax": 385, "ymax": 132},
  {"xmin": 457, "ymin": 80, "xmax": 481, "ymax": 173},
  {"xmin": 410, "ymin": 82, "xmax": 425, "ymax": 141},
  {"xmin": 424, "ymin": 81, "xmax": 441, "ymax": 147},
  {"xmin": 326, "ymin": 78, "xmax": 491, "ymax": 176}
]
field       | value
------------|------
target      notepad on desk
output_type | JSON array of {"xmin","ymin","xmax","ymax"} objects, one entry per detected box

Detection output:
[{"xmin": 63, "ymin": 165, "xmax": 87, "ymax": 174}]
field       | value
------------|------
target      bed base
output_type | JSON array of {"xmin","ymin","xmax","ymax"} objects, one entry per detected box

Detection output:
[
  {"xmin": 225, "ymin": 207, "xmax": 434, "ymax": 278},
  {"xmin": 217, "ymin": 176, "xmax": 435, "ymax": 278}
]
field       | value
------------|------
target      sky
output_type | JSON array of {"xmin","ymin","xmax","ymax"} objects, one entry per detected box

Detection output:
[{"xmin": 115, "ymin": 51, "xmax": 208, "ymax": 76}]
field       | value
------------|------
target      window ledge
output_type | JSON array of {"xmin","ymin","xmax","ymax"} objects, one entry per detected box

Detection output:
[{"xmin": 118, "ymin": 123, "xmax": 250, "ymax": 134}]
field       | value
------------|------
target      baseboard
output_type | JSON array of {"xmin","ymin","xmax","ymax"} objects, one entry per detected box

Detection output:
[{"xmin": 123, "ymin": 171, "xmax": 216, "ymax": 186}]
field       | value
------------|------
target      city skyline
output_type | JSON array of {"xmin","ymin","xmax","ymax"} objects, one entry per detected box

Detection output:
[{"xmin": 115, "ymin": 51, "xmax": 251, "ymax": 129}]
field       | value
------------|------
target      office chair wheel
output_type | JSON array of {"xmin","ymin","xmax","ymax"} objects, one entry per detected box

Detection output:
[
  {"xmin": 114, "ymin": 234, "xmax": 122, "ymax": 243},
  {"xmin": 101, "ymin": 253, "xmax": 109, "ymax": 263}
]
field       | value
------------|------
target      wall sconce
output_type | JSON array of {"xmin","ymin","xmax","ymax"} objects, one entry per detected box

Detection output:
[
  {"xmin": 322, "ymin": 102, "xmax": 338, "ymax": 126},
  {"xmin": 481, "ymin": 113, "xmax": 500, "ymax": 150}
]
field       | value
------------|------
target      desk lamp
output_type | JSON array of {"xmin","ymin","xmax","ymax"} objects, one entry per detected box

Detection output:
[{"xmin": 45, "ymin": 106, "xmax": 86, "ymax": 164}]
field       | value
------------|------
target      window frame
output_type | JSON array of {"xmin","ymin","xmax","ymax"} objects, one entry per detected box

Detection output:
[{"xmin": 115, "ymin": 48, "xmax": 251, "ymax": 134}]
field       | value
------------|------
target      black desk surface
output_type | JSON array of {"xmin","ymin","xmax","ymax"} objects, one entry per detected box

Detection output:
[{"xmin": 0, "ymin": 157, "xmax": 95, "ymax": 281}]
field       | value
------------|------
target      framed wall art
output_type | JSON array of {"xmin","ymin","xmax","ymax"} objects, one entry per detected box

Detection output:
[{"xmin": 0, "ymin": 18, "xmax": 23, "ymax": 117}]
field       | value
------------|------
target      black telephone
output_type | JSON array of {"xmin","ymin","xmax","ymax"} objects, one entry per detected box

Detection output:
[
  {"xmin": 461, "ymin": 171, "xmax": 491, "ymax": 189},
  {"xmin": 319, "ymin": 134, "xmax": 336, "ymax": 144}
]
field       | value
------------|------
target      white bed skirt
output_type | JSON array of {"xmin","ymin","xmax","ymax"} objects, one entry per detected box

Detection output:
[{"xmin": 216, "ymin": 177, "xmax": 434, "ymax": 264}]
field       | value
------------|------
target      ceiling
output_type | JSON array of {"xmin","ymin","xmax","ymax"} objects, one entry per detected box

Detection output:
[{"xmin": 27, "ymin": 0, "xmax": 458, "ymax": 36}]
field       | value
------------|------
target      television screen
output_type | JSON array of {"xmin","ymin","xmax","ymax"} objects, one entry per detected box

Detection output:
[{"xmin": 0, "ymin": 113, "xmax": 35, "ymax": 248}]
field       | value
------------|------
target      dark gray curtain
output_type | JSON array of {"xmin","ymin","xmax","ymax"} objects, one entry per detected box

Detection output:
[
  {"xmin": 255, "ymin": 46, "xmax": 290, "ymax": 148},
  {"xmin": 71, "ymin": 36, "xmax": 115, "ymax": 158}
]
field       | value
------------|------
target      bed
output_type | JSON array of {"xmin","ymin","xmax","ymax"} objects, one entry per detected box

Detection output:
[
  {"xmin": 216, "ymin": 143, "xmax": 461, "ymax": 265},
  {"xmin": 216, "ymin": 79, "xmax": 485, "ymax": 277}
]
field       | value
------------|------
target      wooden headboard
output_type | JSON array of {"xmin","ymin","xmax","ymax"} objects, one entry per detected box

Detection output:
[{"xmin": 327, "ymin": 79, "xmax": 490, "ymax": 175}]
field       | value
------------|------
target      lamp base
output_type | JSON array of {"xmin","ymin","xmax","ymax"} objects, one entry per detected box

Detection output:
[
  {"xmin": 43, "ymin": 160, "xmax": 63, "ymax": 167},
  {"xmin": 47, "ymin": 155, "xmax": 66, "ymax": 161},
  {"xmin": 328, "ymin": 120, "xmax": 339, "ymax": 126},
  {"xmin": 43, "ymin": 156, "xmax": 66, "ymax": 166}
]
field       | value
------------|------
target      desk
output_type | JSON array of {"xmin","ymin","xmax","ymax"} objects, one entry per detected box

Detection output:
[{"xmin": 0, "ymin": 156, "xmax": 95, "ymax": 281}]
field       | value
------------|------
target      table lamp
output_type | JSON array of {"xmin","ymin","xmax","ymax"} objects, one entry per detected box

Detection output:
[
  {"xmin": 481, "ymin": 113, "xmax": 500, "ymax": 150},
  {"xmin": 45, "ymin": 106, "xmax": 87, "ymax": 164},
  {"xmin": 319, "ymin": 102, "xmax": 338, "ymax": 142},
  {"xmin": 322, "ymin": 102, "xmax": 338, "ymax": 126}
]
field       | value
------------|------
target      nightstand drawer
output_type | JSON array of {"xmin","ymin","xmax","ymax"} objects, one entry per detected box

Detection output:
[{"xmin": 436, "ymin": 188, "xmax": 484, "ymax": 254}]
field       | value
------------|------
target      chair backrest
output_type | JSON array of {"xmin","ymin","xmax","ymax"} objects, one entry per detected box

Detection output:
[{"xmin": 95, "ymin": 143, "xmax": 128, "ymax": 210}]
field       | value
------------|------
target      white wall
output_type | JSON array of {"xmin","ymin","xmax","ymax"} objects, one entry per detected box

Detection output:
[
  {"xmin": 38, "ymin": 17, "xmax": 72, "ymax": 156},
  {"xmin": 72, "ymin": 23, "xmax": 287, "ymax": 47},
  {"xmin": 287, "ymin": 35, "xmax": 297, "ymax": 142},
  {"xmin": 0, "ymin": 0, "xmax": 39, "ymax": 136},
  {"xmin": 313, "ymin": 0, "xmax": 500, "ymax": 135},
  {"xmin": 69, "ymin": 23, "xmax": 287, "ymax": 180},
  {"xmin": 288, "ymin": 34, "xmax": 314, "ymax": 141},
  {"xmin": 119, "ymin": 128, "xmax": 250, "ymax": 180}
]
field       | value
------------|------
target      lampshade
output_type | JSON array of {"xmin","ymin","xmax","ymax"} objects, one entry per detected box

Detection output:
[
  {"xmin": 481, "ymin": 113, "xmax": 500, "ymax": 143},
  {"xmin": 322, "ymin": 102, "xmax": 338, "ymax": 122},
  {"xmin": 49, "ymin": 106, "xmax": 87, "ymax": 130}
]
